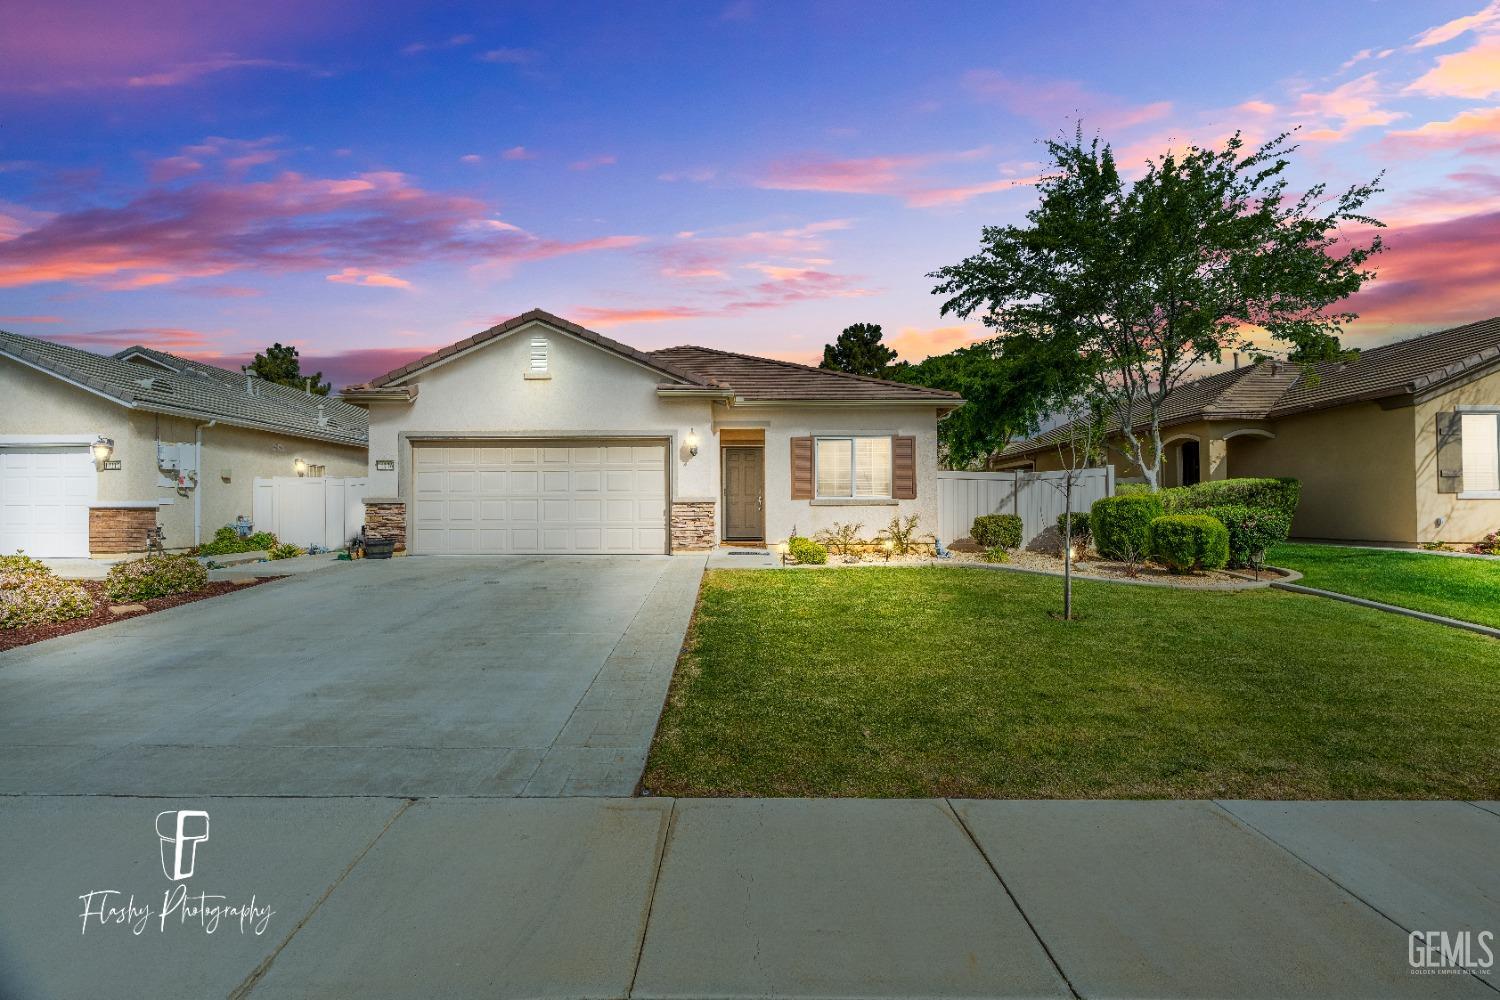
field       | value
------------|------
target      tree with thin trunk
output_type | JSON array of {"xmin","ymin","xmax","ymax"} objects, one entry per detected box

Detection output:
[
  {"xmin": 1042, "ymin": 393, "xmax": 1107, "ymax": 620},
  {"xmin": 820, "ymin": 323, "xmax": 897, "ymax": 377},
  {"xmin": 929, "ymin": 127, "xmax": 1384, "ymax": 490}
]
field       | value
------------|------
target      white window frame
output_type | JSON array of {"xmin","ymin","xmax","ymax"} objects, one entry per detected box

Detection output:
[
  {"xmin": 814, "ymin": 435, "xmax": 892, "ymax": 499},
  {"xmin": 1458, "ymin": 411, "xmax": 1500, "ymax": 499}
]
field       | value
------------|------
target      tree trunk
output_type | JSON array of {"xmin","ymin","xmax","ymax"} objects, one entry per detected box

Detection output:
[{"xmin": 1062, "ymin": 474, "xmax": 1073, "ymax": 620}]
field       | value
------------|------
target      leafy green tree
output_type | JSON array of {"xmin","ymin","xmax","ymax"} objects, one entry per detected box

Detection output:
[
  {"xmin": 248, "ymin": 342, "xmax": 330, "ymax": 395},
  {"xmin": 930, "ymin": 127, "xmax": 1383, "ymax": 489},
  {"xmin": 820, "ymin": 323, "xmax": 897, "ymax": 377},
  {"xmin": 888, "ymin": 336, "xmax": 1087, "ymax": 468}
]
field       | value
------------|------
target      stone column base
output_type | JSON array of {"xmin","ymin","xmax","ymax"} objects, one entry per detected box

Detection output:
[
  {"xmin": 89, "ymin": 506, "xmax": 158, "ymax": 554},
  {"xmin": 670, "ymin": 500, "xmax": 716, "ymax": 552},
  {"xmin": 363, "ymin": 500, "xmax": 407, "ymax": 552}
]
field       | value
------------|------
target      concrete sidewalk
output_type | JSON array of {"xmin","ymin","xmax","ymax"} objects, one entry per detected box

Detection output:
[{"xmin": 2, "ymin": 797, "xmax": 1495, "ymax": 999}]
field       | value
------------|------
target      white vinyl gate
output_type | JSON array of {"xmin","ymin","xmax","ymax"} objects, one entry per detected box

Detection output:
[
  {"xmin": 252, "ymin": 477, "xmax": 368, "ymax": 550},
  {"xmin": 938, "ymin": 467, "xmax": 1114, "ymax": 548}
]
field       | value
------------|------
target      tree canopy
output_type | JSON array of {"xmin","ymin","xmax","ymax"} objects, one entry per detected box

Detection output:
[
  {"xmin": 888, "ymin": 336, "xmax": 1088, "ymax": 468},
  {"xmin": 248, "ymin": 342, "xmax": 331, "ymax": 395},
  {"xmin": 820, "ymin": 323, "xmax": 896, "ymax": 377},
  {"xmin": 930, "ymin": 127, "xmax": 1383, "ymax": 488}
]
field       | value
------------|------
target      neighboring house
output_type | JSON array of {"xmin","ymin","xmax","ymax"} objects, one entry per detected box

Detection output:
[
  {"xmin": 999, "ymin": 317, "xmax": 1500, "ymax": 545},
  {"xmin": 342, "ymin": 309, "xmax": 961, "ymax": 554},
  {"xmin": 0, "ymin": 331, "xmax": 369, "ymax": 557}
]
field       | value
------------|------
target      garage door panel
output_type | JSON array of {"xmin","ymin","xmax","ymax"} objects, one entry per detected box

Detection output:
[
  {"xmin": 0, "ymin": 447, "xmax": 97, "ymax": 558},
  {"xmin": 411, "ymin": 440, "xmax": 667, "ymax": 554}
]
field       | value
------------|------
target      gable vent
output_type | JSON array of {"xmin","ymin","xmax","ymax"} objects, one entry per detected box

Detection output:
[{"xmin": 526, "ymin": 334, "xmax": 550, "ymax": 379}]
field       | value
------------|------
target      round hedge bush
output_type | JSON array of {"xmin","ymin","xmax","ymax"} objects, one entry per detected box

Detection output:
[
  {"xmin": 1198, "ymin": 504, "xmax": 1291, "ymax": 568},
  {"xmin": 104, "ymin": 555, "xmax": 209, "ymax": 603},
  {"xmin": 1148, "ymin": 514, "xmax": 1230, "ymax": 573},
  {"xmin": 1090, "ymin": 493, "xmax": 1163, "ymax": 560},
  {"xmin": 1056, "ymin": 512, "xmax": 1092, "ymax": 544},
  {"xmin": 0, "ymin": 574, "xmax": 95, "ymax": 629},
  {"xmin": 787, "ymin": 536, "xmax": 828, "ymax": 565},
  {"xmin": 972, "ymin": 513, "xmax": 1023, "ymax": 549}
]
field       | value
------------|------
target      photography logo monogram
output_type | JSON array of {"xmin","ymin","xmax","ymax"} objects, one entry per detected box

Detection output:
[
  {"xmin": 156, "ymin": 810, "xmax": 210, "ymax": 881},
  {"xmin": 76, "ymin": 810, "xmax": 275, "ymax": 936}
]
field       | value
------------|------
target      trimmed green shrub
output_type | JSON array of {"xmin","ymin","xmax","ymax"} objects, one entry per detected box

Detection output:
[
  {"xmin": 1162, "ymin": 477, "xmax": 1301, "ymax": 522},
  {"xmin": 0, "ymin": 575, "xmax": 94, "ymax": 629},
  {"xmin": 982, "ymin": 546, "xmax": 1010, "ymax": 564},
  {"xmin": 268, "ymin": 542, "xmax": 305, "ymax": 560},
  {"xmin": 1148, "ymin": 514, "xmax": 1230, "ymax": 573},
  {"xmin": 1056, "ymin": 512, "xmax": 1092, "ymax": 545},
  {"xmin": 972, "ymin": 513, "xmax": 1023, "ymax": 549},
  {"xmin": 787, "ymin": 536, "xmax": 828, "ymax": 565},
  {"xmin": 1199, "ymin": 504, "xmax": 1292, "ymax": 568},
  {"xmin": 1090, "ymin": 494, "xmax": 1163, "ymax": 560},
  {"xmin": 195, "ymin": 526, "xmax": 280, "ymax": 556},
  {"xmin": 104, "ymin": 555, "xmax": 208, "ymax": 602},
  {"xmin": 1115, "ymin": 482, "xmax": 1154, "ymax": 497}
]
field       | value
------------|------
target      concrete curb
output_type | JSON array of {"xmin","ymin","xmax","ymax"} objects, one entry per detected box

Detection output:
[{"xmin": 1269, "ymin": 581, "xmax": 1500, "ymax": 639}]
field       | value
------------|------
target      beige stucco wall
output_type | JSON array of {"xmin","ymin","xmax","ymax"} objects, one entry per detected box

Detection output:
[
  {"xmin": 1412, "ymin": 367, "xmax": 1500, "ymax": 544},
  {"xmin": 1224, "ymin": 402, "xmax": 1418, "ymax": 542},
  {"xmin": 2, "ymin": 355, "xmax": 366, "ymax": 550}
]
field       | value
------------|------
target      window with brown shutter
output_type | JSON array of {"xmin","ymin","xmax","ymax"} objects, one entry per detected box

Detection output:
[
  {"xmin": 1436, "ymin": 412, "xmax": 1463, "ymax": 494},
  {"xmin": 790, "ymin": 436, "xmax": 814, "ymax": 499},
  {"xmin": 892, "ymin": 435, "xmax": 917, "ymax": 499}
]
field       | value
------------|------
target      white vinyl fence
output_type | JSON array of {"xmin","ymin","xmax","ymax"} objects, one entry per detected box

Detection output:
[
  {"xmin": 938, "ymin": 467, "xmax": 1114, "ymax": 548},
  {"xmin": 251, "ymin": 477, "xmax": 368, "ymax": 550}
]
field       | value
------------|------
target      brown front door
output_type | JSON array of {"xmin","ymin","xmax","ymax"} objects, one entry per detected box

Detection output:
[{"xmin": 723, "ymin": 447, "xmax": 764, "ymax": 541}]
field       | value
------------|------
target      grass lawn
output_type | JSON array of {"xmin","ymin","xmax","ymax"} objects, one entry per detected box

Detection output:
[
  {"xmin": 643, "ymin": 567, "xmax": 1500, "ymax": 799},
  {"xmin": 1269, "ymin": 542, "xmax": 1500, "ymax": 629}
]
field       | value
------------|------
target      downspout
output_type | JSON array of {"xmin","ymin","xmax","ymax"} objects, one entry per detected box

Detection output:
[{"xmin": 195, "ymin": 420, "xmax": 216, "ymax": 545}]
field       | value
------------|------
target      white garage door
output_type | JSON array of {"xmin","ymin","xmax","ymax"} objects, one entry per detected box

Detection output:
[
  {"xmin": 411, "ymin": 441, "xmax": 668, "ymax": 554},
  {"xmin": 0, "ymin": 447, "xmax": 97, "ymax": 558}
]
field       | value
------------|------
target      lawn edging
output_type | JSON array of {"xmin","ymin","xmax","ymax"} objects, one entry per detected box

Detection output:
[
  {"xmin": 945, "ymin": 558, "xmax": 1302, "ymax": 592},
  {"xmin": 1269, "ymin": 580, "xmax": 1500, "ymax": 639}
]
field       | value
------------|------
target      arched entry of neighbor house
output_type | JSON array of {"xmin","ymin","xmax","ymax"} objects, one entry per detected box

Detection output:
[{"xmin": 1161, "ymin": 433, "xmax": 1201, "ymax": 486}]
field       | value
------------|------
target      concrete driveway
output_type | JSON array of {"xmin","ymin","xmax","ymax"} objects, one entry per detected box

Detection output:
[{"xmin": 0, "ymin": 555, "xmax": 705, "ymax": 797}]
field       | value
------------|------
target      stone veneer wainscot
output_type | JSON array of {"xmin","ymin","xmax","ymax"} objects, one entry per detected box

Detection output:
[
  {"xmin": 670, "ymin": 500, "xmax": 716, "ymax": 552},
  {"xmin": 363, "ymin": 499, "xmax": 407, "ymax": 552}
]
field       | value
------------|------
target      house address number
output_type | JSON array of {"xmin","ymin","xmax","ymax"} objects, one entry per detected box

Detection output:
[
  {"xmin": 376, "ymin": 459, "xmax": 395, "ymax": 471},
  {"xmin": 102, "ymin": 460, "xmax": 122, "ymax": 470}
]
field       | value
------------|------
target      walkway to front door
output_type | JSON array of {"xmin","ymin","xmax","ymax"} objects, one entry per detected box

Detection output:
[{"xmin": 722, "ymin": 446, "xmax": 764, "ymax": 541}]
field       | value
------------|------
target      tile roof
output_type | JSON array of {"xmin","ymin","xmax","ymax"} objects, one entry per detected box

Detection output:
[
  {"xmin": 0, "ymin": 330, "xmax": 368, "ymax": 446},
  {"xmin": 648, "ymin": 345, "xmax": 963, "ymax": 403},
  {"xmin": 347, "ymin": 308, "xmax": 962, "ymax": 404},
  {"xmin": 1006, "ymin": 316, "xmax": 1500, "ymax": 456}
]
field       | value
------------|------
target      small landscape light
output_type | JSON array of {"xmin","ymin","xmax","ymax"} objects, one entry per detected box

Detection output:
[
  {"xmin": 776, "ymin": 540, "xmax": 789, "ymax": 565},
  {"xmin": 882, "ymin": 538, "xmax": 894, "ymax": 562},
  {"xmin": 90, "ymin": 436, "xmax": 114, "ymax": 463}
]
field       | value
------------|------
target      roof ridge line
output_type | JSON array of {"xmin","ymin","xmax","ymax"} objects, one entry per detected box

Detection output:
[{"xmin": 653, "ymin": 343, "xmax": 960, "ymax": 395}]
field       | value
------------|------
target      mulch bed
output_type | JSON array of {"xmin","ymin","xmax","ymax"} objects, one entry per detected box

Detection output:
[{"xmin": 0, "ymin": 577, "xmax": 280, "ymax": 652}]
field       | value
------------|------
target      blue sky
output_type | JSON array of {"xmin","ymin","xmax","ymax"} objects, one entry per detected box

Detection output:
[{"xmin": 2, "ymin": 1, "xmax": 1497, "ymax": 386}]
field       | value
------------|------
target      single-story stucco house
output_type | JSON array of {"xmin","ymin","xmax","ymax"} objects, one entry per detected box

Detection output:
[
  {"xmin": 1, "ymin": 331, "xmax": 369, "ymax": 557},
  {"xmin": 342, "ymin": 309, "xmax": 961, "ymax": 554},
  {"xmin": 999, "ymin": 317, "xmax": 1500, "ymax": 545}
]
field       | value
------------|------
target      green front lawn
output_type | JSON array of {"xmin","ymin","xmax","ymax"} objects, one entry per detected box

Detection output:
[
  {"xmin": 1269, "ymin": 542, "xmax": 1500, "ymax": 629},
  {"xmin": 643, "ymin": 567, "xmax": 1500, "ymax": 799}
]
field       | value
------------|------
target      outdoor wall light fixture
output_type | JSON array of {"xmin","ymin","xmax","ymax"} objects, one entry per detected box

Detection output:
[
  {"xmin": 294, "ymin": 457, "xmax": 307, "ymax": 476},
  {"xmin": 90, "ymin": 436, "xmax": 115, "ymax": 463},
  {"xmin": 686, "ymin": 428, "xmax": 700, "ymax": 457}
]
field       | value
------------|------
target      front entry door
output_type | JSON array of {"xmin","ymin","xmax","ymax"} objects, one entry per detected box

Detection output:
[{"xmin": 723, "ymin": 447, "xmax": 764, "ymax": 541}]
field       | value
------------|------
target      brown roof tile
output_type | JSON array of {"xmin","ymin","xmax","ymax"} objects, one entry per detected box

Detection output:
[{"xmin": 648, "ymin": 345, "xmax": 962, "ymax": 402}]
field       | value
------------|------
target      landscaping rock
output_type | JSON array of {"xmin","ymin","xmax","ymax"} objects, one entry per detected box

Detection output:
[{"xmin": 107, "ymin": 604, "xmax": 146, "ymax": 615}]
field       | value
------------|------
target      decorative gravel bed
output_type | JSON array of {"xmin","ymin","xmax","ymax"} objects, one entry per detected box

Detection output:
[
  {"xmin": 0, "ymin": 577, "xmax": 278, "ymax": 652},
  {"xmin": 944, "ymin": 541, "xmax": 1279, "ymax": 588}
]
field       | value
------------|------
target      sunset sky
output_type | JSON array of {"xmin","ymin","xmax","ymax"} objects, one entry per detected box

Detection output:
[{"xmin": 2, "ymin": 0, "xmax": 1498, "ymax": 388}]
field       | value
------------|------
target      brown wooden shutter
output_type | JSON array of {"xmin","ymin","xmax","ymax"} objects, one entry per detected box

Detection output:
[
  {"xmin": 790, "ymin": 436, "xmax": 814, "ymax": 499},
  {"xmin": 1436, "ymin": 412, "xmax": 1463, "ymax": 494},
  {"xmin": 892, "ymin": 435, "xmax": 917, "ymax": 499}
]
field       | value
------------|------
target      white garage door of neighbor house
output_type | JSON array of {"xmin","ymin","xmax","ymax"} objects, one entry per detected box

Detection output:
[
  {"xmin": 411, "ymin": 441, "xmax": 668, "ymax": 554},
  {"xmin": 0, "ymin": 447, "xmax": 98, "ymax": 558}
]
